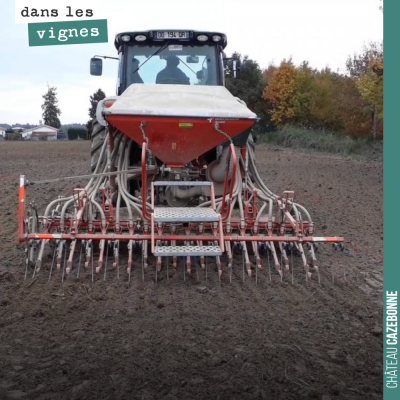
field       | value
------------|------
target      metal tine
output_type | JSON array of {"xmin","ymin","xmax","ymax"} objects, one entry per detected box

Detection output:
[
  {"xmin": 196, "ymin": 239, "xmax": 205, "ymax": 270},
  {"xmin": 266, "ymin": 243, "xmax": 272, "ymax": 282},
  {"xmin": 242, "ymin": 247, "xmax": 245, "ymax": 282},
  {"xmin": 298, "ymin": 243, "xmax": 312, "ymax": 282},
  {"xmin": 113, "ymin": 240, "xmax": 120, "ymax": 280},
  {"xmin": 33, "ymin": 239, "xmax": 48, "ymax": 278},
  {"xmin": 84, "ymin": 239, "xmax": 92, "ymax": 269},
  {"xmin": 113, "ymin": 240, "xmax": 119, "ymax": 268},
  {"xmin": 279, "ymin": 242, "xmax": 290, "ymax": 271},
  {"xmin": 308, "ymin": 243, "xmax": 320, "ymax": 285},
  {"xmin": 29, "ymin": 239, "xmax": 38, "ymax": 271},
  {"xmin": 61, "ymin": 241, "xmax": 68, "ymax": 283},
  {"xmin": 155, "ymin": 257, "xmax": 160, "ymax": 283},
  {"xmin": 216, "ymin": 256, "xmax": 222, "ymax": 282},
  {"xmin": 143, "ymin": 240, "xmax": 148, "ymax": 271},
  {"xmin": 48, "ymin": 245, "xmax": 57, "ymax": 283},
  {"xmin": 77, "ymin": 240, "xmax": 84, "ymax": 278},
  {"xmin": 252, "ymin": 241, "xmax": 260, "ymax": 285},
  {"xmin": 226, "ymin": 241, "xmax": 233, "ymax": 283},
  {"xmin": 24, "ymin": 244, "xmax": 29, "ymax": 281},
  {"xmin": 156, "ymin": 255, "xmax": 162, "ymax": 273},
  {"xmin": 126, "ymin": 240, "xmax": 133, "ymax": 277},
  {"xmin": 252, "ymin": 241, "xmax": 262, "ymax": 270},
  {"xmin": 56, "ymin": 240, "xmax": 65, "ymax": 270},
  {"xmin": 264, "ymin": 242, "xmax": 272, "ymax": 282},
  {"xmin": 290, "ymin": 246, "xmax": 295, "ymax": 285},
  {"xmin": 255, "ymin": 252, "xmax": 258, "ymax": 285},
  {"xmin": 104, "ymin": 241, "xmax": 110, "ymax": 281},
  {"xmin": 96, "ymin": 239, "xmax": 105, "ymax": 274},
  {"xmin": 66, "ymin": 239, "xmax": 77, "ymax": 275},
  {"xmin": 269, "ymin": 241, "xmax": 282, "ymax": 281},
  {"xmin": 172, "ymin": 240, "xmax": 177, "ymax": 269},
  {"xmin": 186, "ymin": 255, "xmax": 192, "ymax": 277},
  {"xmin": 91, "ymin": 244, "xmax": 94, "ymax": 283},
  {"xmin": 242, "ymin": 241, "xmax": 251, "ymax": 278},
  {"xmin": 155, "ymin": 240, "xmax": 161, "ymax": 283},
  {"xmin": 141, "ymin": 242, "xmax": 145, "ymax": 282}
]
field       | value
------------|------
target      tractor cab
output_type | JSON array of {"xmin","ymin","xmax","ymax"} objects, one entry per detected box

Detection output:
[{"xmin": 90, "ymin": 30, "xmax": 240, "ymax": 94}]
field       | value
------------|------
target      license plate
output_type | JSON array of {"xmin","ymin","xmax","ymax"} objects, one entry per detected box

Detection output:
[{"xmin": 155, "ymin": 31, "xmax": 189, "ymax": 40}]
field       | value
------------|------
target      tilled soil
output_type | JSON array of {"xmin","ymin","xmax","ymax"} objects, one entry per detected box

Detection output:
[{"xmin": 0, "ymin": 141, "xmax": 383, "ymax": 400}]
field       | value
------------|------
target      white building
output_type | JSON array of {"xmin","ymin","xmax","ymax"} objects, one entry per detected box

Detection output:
[
  {"xmin": 22, "ymin": 125, "xmax": 58, "ymax": 141},
  {"xmin": 0, "ymin": 126, "xmax": 7, "ymax": 138}
]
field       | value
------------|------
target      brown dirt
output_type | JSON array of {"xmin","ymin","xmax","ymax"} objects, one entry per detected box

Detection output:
[{"xmin": 0, "ymin": 141, "xmax": 383, "ymax": 400}]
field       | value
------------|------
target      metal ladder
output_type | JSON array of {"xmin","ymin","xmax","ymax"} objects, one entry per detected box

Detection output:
[{"xmin": 150, "ymin": 181, "xmax": 224, "ymax": 257}]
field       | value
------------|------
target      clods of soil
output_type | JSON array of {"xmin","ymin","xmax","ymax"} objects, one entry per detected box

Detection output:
[{"xmin": 0, "ymin": 142, "xmax": 383, "ymax": 399}]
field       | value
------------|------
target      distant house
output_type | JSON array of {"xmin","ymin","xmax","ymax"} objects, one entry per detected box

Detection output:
[
  {"xmin": 23, "ymin": 125, "xmax": 58, "ymax": 141},
  {"xmin": 0, "ymin": 125, "xmax": 7, "ymax": 140}
]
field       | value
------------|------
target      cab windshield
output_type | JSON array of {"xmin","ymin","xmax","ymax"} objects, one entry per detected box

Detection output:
[{"xmin": 126, "ymin": 44, "xmax": 218, "ymax": 86}]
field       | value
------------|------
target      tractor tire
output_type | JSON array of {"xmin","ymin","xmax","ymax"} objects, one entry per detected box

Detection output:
[{"xmin": 90, "ymin": 117, "xmax": 106, "ymax": 173}]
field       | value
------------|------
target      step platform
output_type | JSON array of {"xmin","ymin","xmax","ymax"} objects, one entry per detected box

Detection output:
[
  {"xmin": 154, "ymin": 245, "xmax": 222, "ymax": 257},
  {"xmin": 153, "ymin": 207, "xmax": 220, "ymax": 223}
]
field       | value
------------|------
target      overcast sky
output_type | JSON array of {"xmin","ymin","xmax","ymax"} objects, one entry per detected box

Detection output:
[{"xmin": 0, "ymin": 0, "xmax": 383, "ymax": 125}]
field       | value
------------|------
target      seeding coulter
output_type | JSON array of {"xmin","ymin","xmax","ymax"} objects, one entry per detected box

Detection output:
[{"xmin": 18, "ymin": 30, "xmax": 344, "ymax": 283}]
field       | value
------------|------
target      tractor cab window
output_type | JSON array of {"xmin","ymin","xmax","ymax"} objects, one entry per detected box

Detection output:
[{"xmin": 126, "ymin": 44, "xmax": 218, "ymax": 87}]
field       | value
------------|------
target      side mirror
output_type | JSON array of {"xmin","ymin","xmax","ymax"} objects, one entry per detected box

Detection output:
[
  {"xmin": 223, "ymin": 57, "xmax": 241, "ymax": 78},
  {"xmin": 90, "ymin": 58, "xmax": 103, "ymax": 76}
]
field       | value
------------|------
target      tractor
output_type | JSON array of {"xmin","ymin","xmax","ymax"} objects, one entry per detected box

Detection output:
[{"xmin": 18, "ymin": 30, "xmax": 344, "ymax": 283}]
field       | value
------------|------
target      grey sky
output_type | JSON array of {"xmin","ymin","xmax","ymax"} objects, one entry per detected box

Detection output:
[{"xmin": 0, "ymin": 0, "xmax": 383, "ymax": 124}]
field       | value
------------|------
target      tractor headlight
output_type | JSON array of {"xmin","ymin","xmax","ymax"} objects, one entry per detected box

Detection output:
[
  {"xmin": 212, "ymin": 35, "xmax": 222, "ymax": 42},
  {"xmin": 121, "ymin": 35, "xmax": 131, "ymax": 42},
  {"xmin": 135, "ymin": 35, "xmax": 147, "ymax": 42},
  {"xmin": 197, "ymin": 35, "xmax": 208, "ymax": 42}
]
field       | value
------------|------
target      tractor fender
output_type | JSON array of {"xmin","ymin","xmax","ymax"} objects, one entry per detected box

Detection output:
[{"xmin": 96, "ymin": 96, "xmax": 119, "ymax": 127}]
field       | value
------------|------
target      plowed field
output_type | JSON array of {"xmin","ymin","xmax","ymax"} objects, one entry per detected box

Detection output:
[{"xmin": 0, "ymin": 141, "xmax": 383, "ymax": 400}]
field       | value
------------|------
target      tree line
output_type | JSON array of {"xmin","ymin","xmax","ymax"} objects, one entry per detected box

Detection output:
[
  {"xmin": 226, "ymin": 41, "xmax": 383, "ymax": 140},
  {"xmin": 40, "ymin": 84, "xmax": 104, "ymax": 140},
  {"xmin": 40, "ymin": 39, "xmax": 383, "ymax": 142}
]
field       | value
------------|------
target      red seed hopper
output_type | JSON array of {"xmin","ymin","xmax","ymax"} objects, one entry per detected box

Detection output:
[{"xmin": 104, "ymin": 84, "xmax": 257, "ymax": 166}]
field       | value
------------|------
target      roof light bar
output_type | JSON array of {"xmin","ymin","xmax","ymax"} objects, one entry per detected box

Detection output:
[
  {"xmin": 197, "ymin": 35, "xmax": 208, "ymax": 42},
  {"xmin": 135, "ymin": 35, "xmax": 147, "ymax": 42}
]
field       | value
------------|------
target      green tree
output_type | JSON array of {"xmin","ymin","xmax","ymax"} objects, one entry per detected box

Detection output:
[
  {"xmin": 225, "ymin": 52, "xmax": 266, "ymax": 119},
  {"xmin": 68, "ymin": 127, "xmax": 88, "ymax": 140},
  {"xmin": 67, "ymin": 128, "xmax": 78, "ymax": 140},
  {"xmin": 345, "ymin": 41, "xmax": 383, "ymax": 79},
  {"xmin": 346, "ymin": 42, "xmax": 383, "ymax": 139},
  {"xmin": 262, "ymin": 59, "xmax": 316, "ymax": 127},
  {"xmin": 41, "ymin": 84, "xmax": 61, "ymax": 128},
  {"xmin": 87, "ymin": 89, "xmax": 106, "ymax": 138}
]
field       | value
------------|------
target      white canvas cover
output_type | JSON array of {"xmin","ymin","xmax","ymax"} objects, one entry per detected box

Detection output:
[{"xmin": 105, "ymin": 84, "xmax": 258, "ymax": 119}]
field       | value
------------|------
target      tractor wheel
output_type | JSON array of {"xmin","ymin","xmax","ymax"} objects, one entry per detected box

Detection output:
[{"xmin": 90, "ymin": 117, "xmax": 106, "ymax": 173}]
